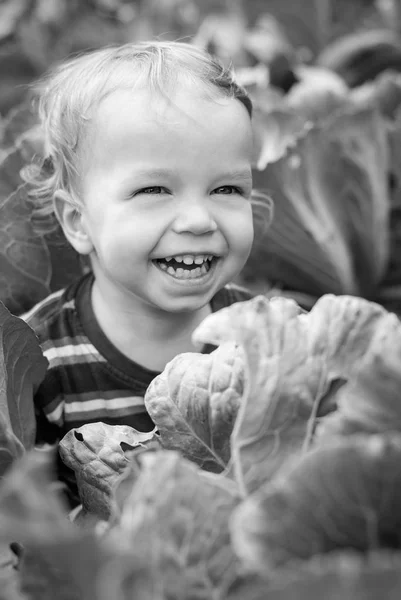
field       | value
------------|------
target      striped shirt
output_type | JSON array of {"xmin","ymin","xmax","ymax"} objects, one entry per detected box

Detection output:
[{"xmin": 22, "ymin": 272, "xmax": 253, "ymax": 445}]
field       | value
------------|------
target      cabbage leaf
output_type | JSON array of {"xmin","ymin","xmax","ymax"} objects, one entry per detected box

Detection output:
[
  {"xmin": 227, "ymin": 551, "xmax": 401, "ymax": 600},
  {"xmin": 59, "ymin": 422, "xmax": 159, "ymax": 520},
  {"xmin": 144, "ymin": 342, "xmax": 245, "ymax": 473},
  {"xmin": 0, "ymin": 103, "xmax": 83, "ymax": 315},
  {"xmin": 0, "ymin": 302, "xmax": 48, "ymax": 477},
  {"xmin": 247, "ymin": 106, "xmax": 390, "ymax": 299},
  {"xmin": 0, "ymin": 449, "xmax": 113, "ymax": 600},
  {"xmin": 230, "ymin": 435, "xmax": 401, "ymax": 573},
  {"xmin": 115, "ymin": 450, "xmax": 240, "ymax": 600},
  {"xmin": 193, "ymin": 294, "xmax": 390, "ymax": 494},
  {"xmin": 317, "ymin": 309, "xmax": 401, "ymax": 440}
]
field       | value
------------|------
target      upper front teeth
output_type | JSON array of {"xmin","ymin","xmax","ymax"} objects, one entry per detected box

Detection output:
[{"xmin": 164, "ymin": 255, "xmax": 213, "ymax": 264}]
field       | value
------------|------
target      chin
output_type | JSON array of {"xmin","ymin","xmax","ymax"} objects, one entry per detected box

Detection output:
[{"xmin": 155, "ymin": 294, "xmax": 212, "ymax": 314}]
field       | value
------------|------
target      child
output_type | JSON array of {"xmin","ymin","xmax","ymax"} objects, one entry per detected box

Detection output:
[{"xmin": 22, "ymin": 41, "xmax": 271, "ymax": 501}]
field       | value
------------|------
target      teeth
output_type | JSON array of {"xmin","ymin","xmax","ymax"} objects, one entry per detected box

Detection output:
[
  {"xmin": 156, "ymin": 254, "xmax": 216, "ymax": 274},
  {"xmin": 162, "ymin": 254, "xmax": 214, "ymax": 263},
  {"xmin": 159, "ymin": 262, "xmax": 210, "ymax": 279}
]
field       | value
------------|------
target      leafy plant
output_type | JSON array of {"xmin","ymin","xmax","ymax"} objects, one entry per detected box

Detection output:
[
  {"xmin": 144, "ymin": 341, "xmax": 245, "ymax": 473},
  {"xmin": 193, "ymin": 293, "xmax": 395, "ymax": 494},
  {"xmin": 241, "ymin": 71, "xmax": 401, "ymax": 314},
  {"xmin": 227, "ymin": 552, "xmax": 401, "ymax": 600},
  {"xmin": 0, "ymin": 102, "xmax": 84, "ymax": 315},
  {"xmin": 317, "ymin": 309, "xmax": 401, "ymax": 440},
  {"xmin": 59, "ymin": 422, "xmax": 159, "ymax": 520},
  {"xmin": 0, "ymin": 300, "xmax": 47, "ymax": 478},
  {"xmin": 231, "ymin": 434, "xmax": 401, "ymax": 572},
  {"xmin": 3, "ymin": 292, "xmax": 401, "ymax": 596}
]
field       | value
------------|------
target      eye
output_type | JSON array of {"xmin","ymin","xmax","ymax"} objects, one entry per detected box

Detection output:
[
  {"xmin": 213, "ymin": 185, "xmax": 243, "ymax": 195},
  {"xmin": 135, "ymin": 186, "xmax": 167, "ymax": 195}
]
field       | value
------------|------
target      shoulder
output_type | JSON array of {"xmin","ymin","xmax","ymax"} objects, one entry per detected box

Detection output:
[
  {"xmin": 19, "ymin": 275, "xmax": 88, "ymax": 344},
  {"xmin": 211, "ymin": 282, "xmax": 254, "ymax": 312}
]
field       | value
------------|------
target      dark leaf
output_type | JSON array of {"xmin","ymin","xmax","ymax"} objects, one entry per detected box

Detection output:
[{"xmin": 0, "ymin": 302, "xmax": 48, "ymax": 477}]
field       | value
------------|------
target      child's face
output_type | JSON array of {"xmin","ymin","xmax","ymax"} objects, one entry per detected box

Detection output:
[{"xmin": 79, "ymin": 86, "xmax": 254, "ymax": 314}]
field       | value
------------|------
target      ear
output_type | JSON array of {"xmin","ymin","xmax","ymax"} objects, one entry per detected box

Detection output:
[
  {"xmin": 53, "ymin": 190, "xmax": 94, "ymax": 255},
  {"xmin": 251, "ymin": 190, "xmax": 274, "ymax": 240}
]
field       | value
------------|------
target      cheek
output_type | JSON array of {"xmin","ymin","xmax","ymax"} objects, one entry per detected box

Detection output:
[
  {"xmin": 241, "ymin": 223, "xmax": 255, "ymax": 263},
  {"xmin": 231, "ymin": 205, "xmax": 255, "ymax": 255}
]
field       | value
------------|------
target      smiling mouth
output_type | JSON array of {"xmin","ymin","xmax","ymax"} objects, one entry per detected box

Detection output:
[{"xmin": 153, "ymin": 255, "xmax": 218, "ymax": 280}]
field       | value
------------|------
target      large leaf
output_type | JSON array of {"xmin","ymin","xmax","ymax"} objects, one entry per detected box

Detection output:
[
  {"xmin": 0, "ymin": 160, "xmax": 83, "ymax": 316},
  {"xmin": 329, "ymin": 108, "xmax": 390, "ymax": 291},
  {"xmin": 112, "ymin": 450, "xmax": 240, "ymax": 600},
  {"xmin": 0, "ymin": 102, "xmax": 83, "ymax": 315},
  {"xmin": 0, "ymin": 449, "xmax": 72, "ymax": 544},
  {"xmin": 144, "ymin": 342, "xmax": 244, "ymax": 473},
  {"xmin": 193, "ymin": 294, "xmax": 390, "ymax": 494},
  {"xmin": 0, "ymin": 155, "xmax": 51, "ymax": 314},
  {"xmin": 0, "ymin": 449, "xmax": 113, "ymax": 600},
  {"xmin": 59, "ymin": 422, "xmax": 159, "ymax": 520},
  {"xmin": 247, "ymin": 106, "xmax": 390, "ymax": 298},
  {"xmin": 0, "ymin": 302, "xmax": 48, "ymax": 476},
  {"xmin": 227, "ymin": 551, "xmax": 401, "ymax": 600},
  {"xmin": 317, "ymin": 309, "xmax": 401, "ymax": 440},
  {"xmin": 230, "ymin": 435, "xmax": 401, "ymax": 574}
]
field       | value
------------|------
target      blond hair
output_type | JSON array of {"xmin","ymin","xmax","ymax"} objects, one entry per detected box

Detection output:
[{"xmin": 23, "ymin": 40, "xmax": 252, "ymax": 231}]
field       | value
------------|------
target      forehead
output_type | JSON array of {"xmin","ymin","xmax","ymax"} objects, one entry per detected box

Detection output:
[
  {"xmin": 92, "ymin": 85, "xmax": 250, "ymax": 136},
  {"xmin": 84, "ymin": 87, "xmax": 253, "ymax": 170}
]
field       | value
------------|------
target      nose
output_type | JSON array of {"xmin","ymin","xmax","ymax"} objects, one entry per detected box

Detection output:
[{"xmin": 172, "ymin": 196, "xmax": 218, "ymax": 235}]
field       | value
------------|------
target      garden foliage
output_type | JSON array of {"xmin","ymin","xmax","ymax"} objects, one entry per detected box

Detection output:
[
  {"xmin": 1, "ymin": 291, "xmax": 401, "ymax": 598},
  {"xmin": 0, "ymin": 103, "xmax": 84, "ymax": 315},
  {"xmin": 242, "ymin": 70, "xmax": 401, "ymax": 313}
]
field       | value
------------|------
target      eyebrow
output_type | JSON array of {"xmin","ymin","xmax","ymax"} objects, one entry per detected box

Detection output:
[
  {"xmin": 129, "ymin": 168, "xmax": 253, "ymax": 181},
  {"xmin": 218, "ymin": 169, "xmax": 253, "ymax": 181}
]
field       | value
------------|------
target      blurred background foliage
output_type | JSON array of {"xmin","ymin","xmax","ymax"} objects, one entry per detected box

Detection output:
[
  {"xmin": 1, "ymin": 0, "xmax": 401, "ymax": 316},
  {"xmin": 1, "ymin": 0, "xmax": 399, "ymax": 114}
]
